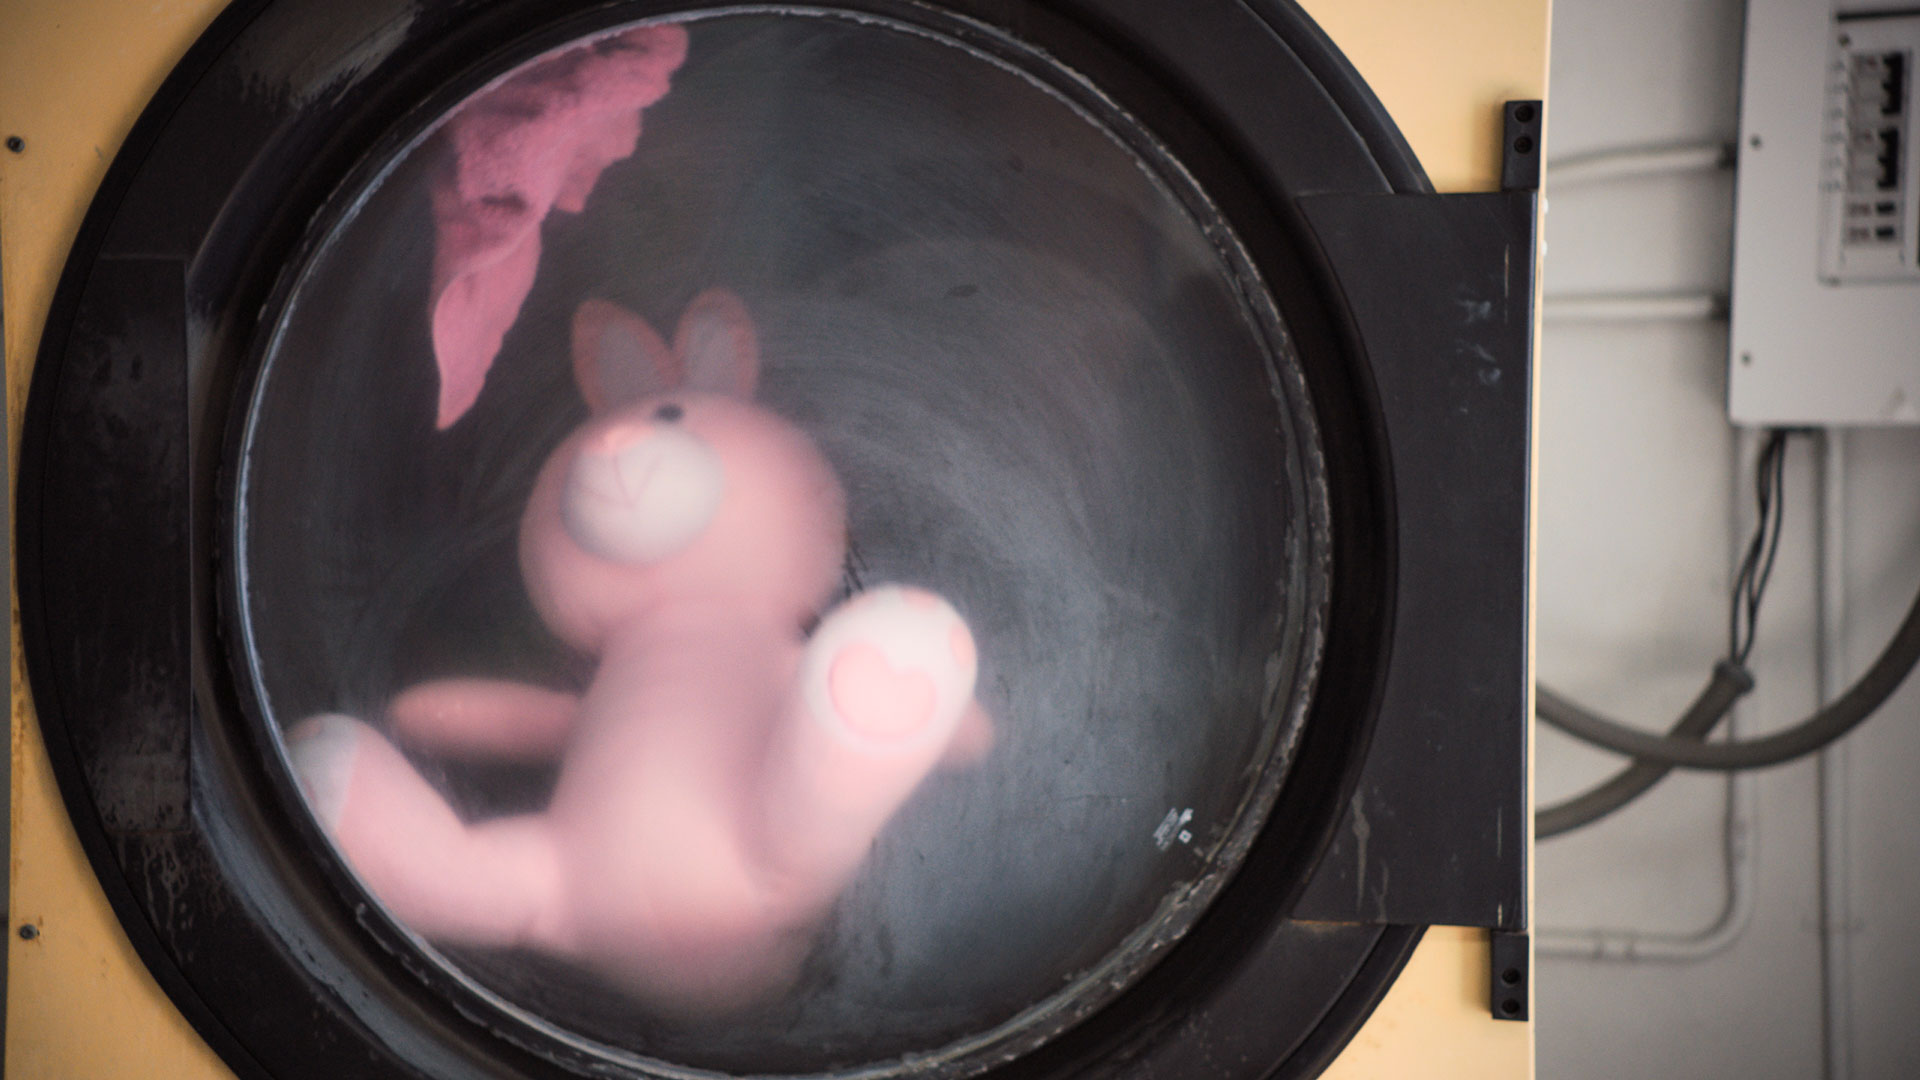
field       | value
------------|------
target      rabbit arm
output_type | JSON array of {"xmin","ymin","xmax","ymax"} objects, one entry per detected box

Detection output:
[
  {"xmin": 387, "ymin": 678, "xmax": 582, "ymax": 761},
  {"xmin": 287, "ymin": 715, "xmax": 573, "ymax": 950}
]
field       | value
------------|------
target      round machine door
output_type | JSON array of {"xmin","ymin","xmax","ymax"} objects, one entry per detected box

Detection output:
[{"xmin": 16, "ymin": 2, "xmax": 1420, "ymax": 1078}]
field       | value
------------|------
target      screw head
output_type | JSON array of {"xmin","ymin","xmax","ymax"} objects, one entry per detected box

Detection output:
[
  {"xmin": 18, "ymin": 923, "xmax": 39, "ymax": 940},
  {"xmin": 5, "ymin": 136, "xmax": 23, "ymax": 153}
]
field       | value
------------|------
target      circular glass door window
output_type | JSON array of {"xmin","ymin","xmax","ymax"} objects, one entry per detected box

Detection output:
[{"xmin": 234, "ymin": 8, "xmax": 1329, "ymax": 1075}]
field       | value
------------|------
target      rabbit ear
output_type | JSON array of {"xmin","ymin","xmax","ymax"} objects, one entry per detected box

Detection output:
[
  {"xmin": 571, "ymin": 299, "xmax": 679, "ymax": 412},
  {"xmin": 672, "ymin": 289, "xmax": 759, "ymax": 397}
]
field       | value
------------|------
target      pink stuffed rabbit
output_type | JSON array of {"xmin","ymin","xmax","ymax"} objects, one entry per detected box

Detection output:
[{"xmin": 288, "ymin": 290, "xmax": 991, "ymax": 1009}]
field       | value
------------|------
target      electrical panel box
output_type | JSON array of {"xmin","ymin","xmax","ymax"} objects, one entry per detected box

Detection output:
[
  {"xmin": 1819, "ymin": 14, "xmax": 1920, "ymax": 283},
  {"xmin": 1731, "ymin": 0, "xmax": 1920, "ymax": 425}
]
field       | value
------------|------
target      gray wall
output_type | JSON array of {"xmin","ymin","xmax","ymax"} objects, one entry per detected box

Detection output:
[{"xmin": 1536, "ymin": 1, "xmax": 1920, "ymax": 1077}]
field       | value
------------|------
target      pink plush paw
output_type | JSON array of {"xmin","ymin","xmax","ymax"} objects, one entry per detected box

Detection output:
[
  {"xmin": 800, "ymin": 586, "xmax": 979, "ymax": 751},
  {"xmin": 284, "ymin": 713, "xmax": 370, "ymax": 834}
]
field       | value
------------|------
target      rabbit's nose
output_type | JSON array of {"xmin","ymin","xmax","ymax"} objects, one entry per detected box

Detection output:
[
  {"xmin": 562, "ymin": 424, "xmax": 725, "ymax": 564},
  {"xmin": 587, "ymin": 422, "xmax": 648, "ymax": 455}
]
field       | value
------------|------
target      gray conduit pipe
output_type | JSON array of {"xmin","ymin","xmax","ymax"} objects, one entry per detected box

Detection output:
[{"xmin": 1817, "ymin": 430, "xmax": 1853, "ymax": 1080}]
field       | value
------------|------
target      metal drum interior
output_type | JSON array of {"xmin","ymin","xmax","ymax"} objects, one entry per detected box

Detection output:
[{"xmin": 232, "ymin": 9, "xmax": 1331, "ymax": 1075}]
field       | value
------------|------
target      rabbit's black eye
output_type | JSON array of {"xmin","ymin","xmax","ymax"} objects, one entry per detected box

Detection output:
[{"xmin": 653, "ymin": 403, "xmax": 684, "ymax": 423}]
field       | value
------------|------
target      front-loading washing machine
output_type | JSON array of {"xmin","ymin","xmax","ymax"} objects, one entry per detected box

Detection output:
[{"xmin": 6, "ymin": 1, "xmax": 1544, "ymax": 1077}]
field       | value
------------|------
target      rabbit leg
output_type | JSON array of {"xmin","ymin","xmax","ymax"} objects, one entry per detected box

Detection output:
[
  {"xmin": 754, "ymin": 586, "xmax": 984, "ymax": 896},
  {"xmin": 285, "ymin": 714, "xmax": 573, "ymax": 951}
]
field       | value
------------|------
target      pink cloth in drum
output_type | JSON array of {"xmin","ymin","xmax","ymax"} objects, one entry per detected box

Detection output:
[{"xmin": 429, "ymin": 24, "xmax": 689, "ymax": 428}]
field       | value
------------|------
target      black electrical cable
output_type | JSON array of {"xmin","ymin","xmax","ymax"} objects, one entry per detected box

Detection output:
[
  {"xmin": 1538, "ymin": 584, "xmax": 1920, "ymax": 769},
  {"xmin": 1535, "ymin": 430, "xmax": 1786, "ymax": 834},
  {"xmin": 1534, "ymin": 661, "xmax": 1752, "ymax": 839},
  {"xmin": 1729, "ymin": 430, "xmax": 1791, "ymax": 665},
  {"xmin": 1536, "ymin": 430, "xmax": 1920, "ymax": 835}
]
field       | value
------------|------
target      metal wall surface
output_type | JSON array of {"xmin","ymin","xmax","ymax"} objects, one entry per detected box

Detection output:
[{"xmin": 1534, "ymin": 0, "xmax": 1920, "ymax": 1076}]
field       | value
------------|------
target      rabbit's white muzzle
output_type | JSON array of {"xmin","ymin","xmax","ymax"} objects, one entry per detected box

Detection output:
[{"xmin": 561, "ymin": 422, "xmax": 725, "ymax": 564}]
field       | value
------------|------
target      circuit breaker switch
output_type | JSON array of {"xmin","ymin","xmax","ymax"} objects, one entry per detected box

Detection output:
[{"xmin": 1819, "ymin": 19, "xmax": 1920, "ymax": 283}]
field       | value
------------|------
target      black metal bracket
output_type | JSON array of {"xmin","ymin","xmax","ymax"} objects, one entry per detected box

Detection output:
[
  {"xmin": 1502, "ymin": 99, "xmax": 1543, "ymax": 192},
  {"xmin": 1490, "ymin": 930, "xmax": 1530, "ymax": 1021},
  {"xmin": 1291, "ymin": 102, "xmax": 1537, "ymax": 931}
]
